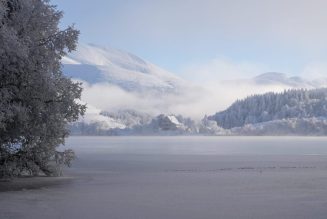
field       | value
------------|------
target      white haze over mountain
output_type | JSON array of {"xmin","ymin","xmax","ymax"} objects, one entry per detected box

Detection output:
[
  {"xmin": 62, "ymin": 44, "xmax": 204, "ymax": 120},
  {"xmin": 62, "ymin": 44, "xmax": 327, "ymax": 122}
]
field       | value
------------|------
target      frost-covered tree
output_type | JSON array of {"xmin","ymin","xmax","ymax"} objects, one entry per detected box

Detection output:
[{"xmin": 0, "ymin": 0, "xmax": 85, "ymax": 177}]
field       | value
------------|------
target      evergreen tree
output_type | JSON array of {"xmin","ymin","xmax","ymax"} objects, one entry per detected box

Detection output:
[{"xmin": 0, "ymin": 0, "xmax": 85, "ymax": 177}]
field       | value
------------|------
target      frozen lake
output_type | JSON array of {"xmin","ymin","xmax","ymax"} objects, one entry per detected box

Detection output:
[{"xmin": 1, "ymin": 137, "xmax": 327, "ymax": 219}]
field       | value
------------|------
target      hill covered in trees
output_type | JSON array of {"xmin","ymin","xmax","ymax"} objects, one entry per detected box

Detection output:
[{"xmin": 209, "ymin": 88, "xmax": 327, "ymax": 130}]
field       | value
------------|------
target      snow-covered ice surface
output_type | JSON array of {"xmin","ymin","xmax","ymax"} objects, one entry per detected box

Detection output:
[{"xmin": 2, "ymin": 137, "xmax": 327, "ymax": 219}]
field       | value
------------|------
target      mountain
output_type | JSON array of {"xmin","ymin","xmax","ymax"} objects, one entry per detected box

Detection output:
[
  {"xmin": 62, "ymin": 44, "xmax": 188, "ymax": 93},
  {"xmin": 62, "ymin": 44, "xmax": 327, "ymax": 136},
  {"xmin": 225, "ymin": 72, "xmax": 327, "ymax": 89},
  {"xmin": 61, "ymin": 44, "xmax": 192, "ymax": 133},
  {"xmin": 62, "ymin": 44, "xmax": 202, "ymax": 133},
  {"xmin": 253, "ymin": 72, "xmax": 308, "ymax": 87}
]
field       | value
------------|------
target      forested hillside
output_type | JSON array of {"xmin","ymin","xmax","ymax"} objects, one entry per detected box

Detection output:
[{"xmin": 209, "ymin": 88, "xmax": 327, "ymax": 129}]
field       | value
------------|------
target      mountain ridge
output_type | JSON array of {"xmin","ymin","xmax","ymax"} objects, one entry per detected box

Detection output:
[
  {"xmin": 61, "ymin": 44, "xmax": 327, "ymax": 136},
  {"xmin": 224, "ymin": 72, "xmax": 327, "ymax": 89},
  {"xmin": 62, "ymin": 44, "xmax": 188, "ymax": 93}
]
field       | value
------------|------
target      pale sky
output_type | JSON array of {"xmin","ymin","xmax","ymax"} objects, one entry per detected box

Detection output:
[{"xmin": 52, "ymin": 0, "xmax": 327, "ymax": 80}]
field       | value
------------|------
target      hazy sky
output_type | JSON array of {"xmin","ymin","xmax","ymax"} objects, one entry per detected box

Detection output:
[{"xmin": 52, "ymin": 0, "xmax": 327, "ymax": 79}]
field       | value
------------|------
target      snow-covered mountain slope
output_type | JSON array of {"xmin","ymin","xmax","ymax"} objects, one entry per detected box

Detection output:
[
  {"xmin": 254, "ymin": 72, "xmax": 308, "ymax": 87},
  {"xmin": 225, "ymin": 72, "xmax": 327, "ymax": 89},
  {"xmin": 253, "ymin": 72, "xmax": 327, "ymax": 88},
  {"xmin": 62, "ymin": 44, "xmax": 202, "ymax": 132},
  {"xmin": 62, "ymin": 44, "xmax": 188, "ymax": 93}
]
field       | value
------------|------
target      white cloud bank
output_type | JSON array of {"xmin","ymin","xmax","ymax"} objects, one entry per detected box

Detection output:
[
  {"xmin": 180, "ymin": 58, "xmax": 268, "ymax": 82},
  {"xmin": 79, "ymin": 78, "xmax": 298, "ymax": 121}
]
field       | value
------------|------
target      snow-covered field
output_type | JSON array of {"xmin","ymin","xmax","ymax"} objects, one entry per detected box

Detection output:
[{"xmin": 1, "ymin": 137, "xmax": 327, "ymax": 219}]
